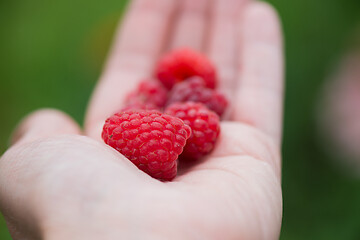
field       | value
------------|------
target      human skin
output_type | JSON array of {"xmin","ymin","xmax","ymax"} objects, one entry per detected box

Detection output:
[{"xmin": 0, "ymin": 0, "xmax": 284, "ymax": 239}]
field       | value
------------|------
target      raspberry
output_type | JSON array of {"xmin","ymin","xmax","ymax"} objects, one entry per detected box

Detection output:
[
  {"xmin": 167, "ymin": 77, "xmax": 228, "ymax": 117},
  {"xmin": 155, "ymin": 48, "xmax": 217, "ymax": 90},
  {"xmin": 125, "ymin": 80, "xmax": 168, "ymax": 109},
  {"xmin": 165, "ymin": 102, "xmax": 220, "ymax": 160},
  {"xmin": 102, "ymin": 110, "xmax": 192, "ymax": 181}
]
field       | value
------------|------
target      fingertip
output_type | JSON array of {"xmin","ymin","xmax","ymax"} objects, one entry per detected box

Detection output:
[
  {"xmin": 234, "ymin": 1, "xmax": 284, "ymax": 146},
  {"xmin": 11, "ymin": 109, "xmax": 81, "ymax": 146},
  {"xmin": 243, "ymin": 1, "xmax": 283, "ymax": 45}
]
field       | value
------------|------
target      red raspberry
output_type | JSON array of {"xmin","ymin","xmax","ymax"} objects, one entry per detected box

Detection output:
[
  {"xmin": 165, "ymin": 102, "xmax": 220, "ymax": 160},
  {"xmin": 102, "ymin": 110, "xmax": 191, "ymax": 181},
  {"xmin": 125, "ymin": 80, "xmax": 168, "ymax": 109},
  {"xmin": 155, "ymin": 48, "xmax": 217, "ymax": 90},
  {"xmin": 167, "ymin": 77, "xmax": 228, "ymax": 117}
]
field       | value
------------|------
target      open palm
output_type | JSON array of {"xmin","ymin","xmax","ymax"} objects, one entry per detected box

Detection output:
[{"xmin": 0, "ymin": 0, "xmax": 284, "ymax": 239}]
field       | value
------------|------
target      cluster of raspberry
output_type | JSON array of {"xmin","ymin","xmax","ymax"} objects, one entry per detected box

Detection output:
[{"xmin": 102, "ymin": 48, "xmax": 228, "ymax": 181}]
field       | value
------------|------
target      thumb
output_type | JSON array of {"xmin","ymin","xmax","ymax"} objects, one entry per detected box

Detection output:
[
  {"xmin": 1, "ymin": 109, "xmax": 81, "ymax": 239},
  {"xmin": 11, "ymin": 109, "xmax": 81, "ymax": 146}
]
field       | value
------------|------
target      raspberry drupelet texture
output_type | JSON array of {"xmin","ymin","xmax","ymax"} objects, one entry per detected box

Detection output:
[
  {"xmin": 102, "ymin": 110, "xmax": 192, "ymax": 181},
  {"xmin": 155, "ymin": 48, "xmax": 217, "ymax": 90},
  {"xmin": 167, "ymin": 77, "xmax": 228, "ymax": 117},
  {"xmin": 124, "ymin": 80, "xmax": 168, "ymax": 110},
  {"xmin": 165, "ymin": 102, "xmax": 220, "ymax": 160}
]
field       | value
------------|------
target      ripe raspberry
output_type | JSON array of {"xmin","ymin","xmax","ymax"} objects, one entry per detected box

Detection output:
[
  {"xmin": 102, "ymin": 110, "xmax": 191, "ymax": 181},
  {"xmin": 125, "ymin": 80, "xmax": 168, "ymax": 109},
  {"xmin": 167, "ymin": 77, "xmax": 228, "ymax": 117},
  {"xmin": 165, "ymin": 102, "xmax": 220, "ymax": 160},
  {"xmin": 155, "ymin": 48, "xmax": 217, "ymax": 90}
]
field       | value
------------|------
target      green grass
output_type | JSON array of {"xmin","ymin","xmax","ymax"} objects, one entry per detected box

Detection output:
[{"xmin": 1, "ymin": 0, "xmax": 360, "ymax": 239}]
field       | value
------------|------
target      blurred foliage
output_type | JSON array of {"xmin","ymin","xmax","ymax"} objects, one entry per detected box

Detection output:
[
  {"xmin": 271, "ymin": 0, "xmax": 360, "ymax": 239},
  {"xmin": 1, "ymin": 0, "xmax": 360, "ymax": 239}
]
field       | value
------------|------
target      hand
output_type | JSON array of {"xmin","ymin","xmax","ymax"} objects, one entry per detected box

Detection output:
[{"xmin": 0, "ymin": 0, "xmax": 284, "ymax": 239}]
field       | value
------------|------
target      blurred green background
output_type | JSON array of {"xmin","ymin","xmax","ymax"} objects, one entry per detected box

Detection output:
[{"xmin": 1, "ymin": 0, "xmax": 360, "ymax": 239}]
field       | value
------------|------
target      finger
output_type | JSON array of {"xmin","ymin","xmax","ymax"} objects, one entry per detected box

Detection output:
[
  {"xmin": 11, "ymin": 109, "xmax": 81, "ymax": 146},
  {"xmin": 233, "ymin": 2, "xmax": 284, "ymax": 145},
  {"xmin": 168, "ymin": 0, "xmax": 209, "ymax": 51},
  {"xmin": 85, "ymin": 0, "xmax": 178, "ymax": 139},
  {"xmin": 5, "ymin": 220, "xmax": 40, "ymax": 240},
  {"xmin": 207, "ymin": 0, "xmax": 249, "ymax": 100}
]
